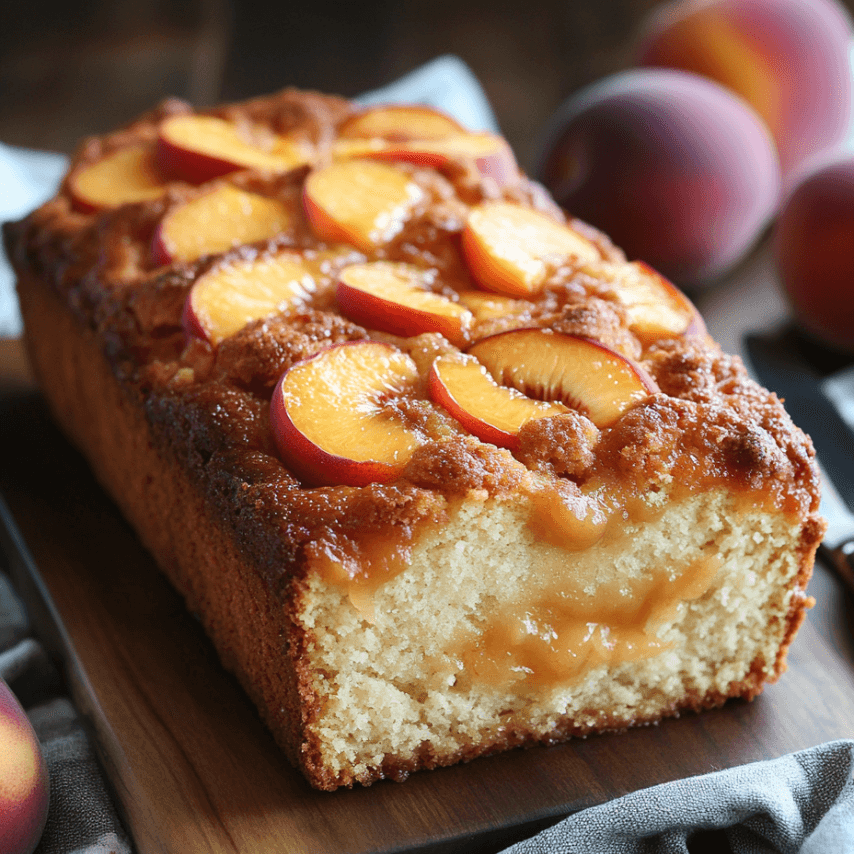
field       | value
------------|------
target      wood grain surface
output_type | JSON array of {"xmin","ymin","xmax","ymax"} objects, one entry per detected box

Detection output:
[{"xmin": 2, "ymin": 334, "xmax": 854, "ymax": 854}]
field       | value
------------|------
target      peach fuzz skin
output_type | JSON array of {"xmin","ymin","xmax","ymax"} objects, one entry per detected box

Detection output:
[
  {"xmin": 637, "ymin": 0, "xmax": 854, "ymax": 186},
  {"xmin": 0, "ymin": 680, "xmax": 49, "ymax": 854},
  {"xmin": 775, "ymin": 154, "xmax": 854, "ymax": 352},
  {"xmin": 536, "ymin": 68, "xmax": 780, "ymax": 286}
]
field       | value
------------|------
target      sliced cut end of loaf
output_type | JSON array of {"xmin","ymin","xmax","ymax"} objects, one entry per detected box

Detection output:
[{"xmin": 298, "ymin": 488, "xmax": 810, "ymax": 786}]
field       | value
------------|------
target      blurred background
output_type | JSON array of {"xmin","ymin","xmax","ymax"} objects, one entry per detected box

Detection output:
[
  {"xmin": 0, "ymin": 0, "xmax": 799, "ymax": 172},
  {"xmin": 1, "ymin": 0, "xmax": 853, "ymax": 344}
]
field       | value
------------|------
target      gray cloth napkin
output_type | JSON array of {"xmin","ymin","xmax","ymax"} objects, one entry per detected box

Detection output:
[
  {"xmin": 500, "ymin": 741, "xmax": 854, "ymax": 854},
  {"xmin": 0, "ymin": 571, "xmax": 133, "ymax": 854}
]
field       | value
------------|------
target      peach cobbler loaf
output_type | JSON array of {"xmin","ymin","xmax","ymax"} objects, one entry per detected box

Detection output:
[{"xmin": 4, "ymin": 89, "xmax": 824, "ymax": 790}]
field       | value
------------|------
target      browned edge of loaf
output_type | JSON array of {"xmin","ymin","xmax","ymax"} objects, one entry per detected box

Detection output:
[
  {"xmin": 13, "ymin": 267, "xmax": 327, "ymax": 785},
  {"xmin": 13, "ymin": 264, "xmax": 824, "ymax": 791}
]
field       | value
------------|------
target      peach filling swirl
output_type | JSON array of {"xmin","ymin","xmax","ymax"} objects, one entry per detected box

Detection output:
[
  {"xmin": 308, "ymin": 481, "xmax": 723, "ymax": 689},
  {"xmin": 462, "ymin": 486, "xmax": 722, "ymax": 688}
]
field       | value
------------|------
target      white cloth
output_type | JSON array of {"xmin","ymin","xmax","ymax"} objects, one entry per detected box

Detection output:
[{"xmin": 0, "ymin": 144, "xmax": 68, "ymax": 337}]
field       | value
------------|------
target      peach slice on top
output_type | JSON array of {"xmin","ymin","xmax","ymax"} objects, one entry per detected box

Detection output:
[
  {"xmin": 429, "ymin": 353, "xmax": 569, "ymax": 449},
  {"xmin": 457, "ymin": 290, "xmax": 530, "ymax": 322},
  {"xmin": 152, "ymin": 186, "xmax": 296, "ymax": 265},
  {"xmin": 363, "ymin": 132, "xmax": 519, "ymax": 188},
  {"xmin": 616, "ymin": 261, "xmax": 707, "ymax": 344},
  {"xmin": 337, "ymin": 262, "xmax": 474, "ymax": 347},
  {"xmin": 270, "ymin": 341, "xmax": 422, "ymax": 486},
  {"xmin": 462, "ymin": 202, "xmax": 602, "ymax": 297},
  {"xmin": 69, "ymin": 143, "xmax": 168, "ymax": 212},
  {"xmin": 303, "ymin": 159, "xmax": 425, "ymax": 253},
  {"xmin": 468, "ymin": 328, "xmax": 658, "ymax": 428},
  {"xmin": 331, "ymin": 138, "xmax": 388, "ymax": 160},
  {"xmin": 158, "ymin": 114, "xmax": 312, "ymax": 184},
  {"xmin": 339, "ymin": 105, "xmax": 466, "ymax": 141},
  {"xmin": 184, "ymin": 248, "xmax": 350, "ymax": 344}
]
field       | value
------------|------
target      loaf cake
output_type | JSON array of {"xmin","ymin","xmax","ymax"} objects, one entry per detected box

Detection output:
[{"xmin": 3, "ymin": 88, "xmax": 824, "ymax": 791}]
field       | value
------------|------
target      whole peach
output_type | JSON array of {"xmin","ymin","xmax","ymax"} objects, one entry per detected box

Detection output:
[
  {"xmin": 0, "ymin": 679, "xmax": 49, "ymax": 854},
  {"xmin": 638, "ymin": 0, "xmax": 854, "ymax": 187},
  {"xmin": 775, "ymin": 154, "xmax": 854, "ymax": 352},
  {"xmin": 536, "ymin": 68, "xmax": 781, "ymax": 287}
]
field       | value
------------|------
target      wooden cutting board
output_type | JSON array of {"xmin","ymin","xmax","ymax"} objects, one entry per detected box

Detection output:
[{"xmin": 2, "ymin": 336, "xmax": 854, "ymax": 854}]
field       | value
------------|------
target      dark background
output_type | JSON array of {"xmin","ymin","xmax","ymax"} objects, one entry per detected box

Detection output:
[
  {"xmin": 2, "ymin": 0, "xmax": 853, "ymax": 174},
  {"xmin": 0, "ymin": 0, "xmax": 700, "ymax": 172}
]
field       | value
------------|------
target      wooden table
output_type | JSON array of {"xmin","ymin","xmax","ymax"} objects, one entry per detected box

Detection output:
[{"xmin": 1, "ymin": 250, "xmax": 853, "ymax": 853}]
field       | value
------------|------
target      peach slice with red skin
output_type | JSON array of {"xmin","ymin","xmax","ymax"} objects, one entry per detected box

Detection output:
[
  {"xmin": 158, "ymin": 114, "xmax": 312, "ymax": 184},
  {"xmin": 184, "ymin": 247, "xmax": 356, "ymax": 344},
  {"xmin": 429, "ymin": 353, "xmax": 569, "ymax": 449},
  {"xmin": 69, "ymin": 143, "xmax": 168, "ymax": 212},
  {"xmin": 331, "ymin": 138, "xmax": 388, "ymax": 160},
  {"xmin": 456, "ymin": 290, "xmax": 530, "ymax": 322},
  {"xmin": 617, "ymin": 261, "xmax": 706, "ymax": 344},
  {"xmin": 468, "ymin": 328, "xmax": 658, "ymax": 428},
  {"xmin": 339, "ymin": 105, "xmax": 466, "ymax": 141},
  {"xmin": 462, "ymin": 201, "xmax": 603, "ymax": 297},
  {"xmin": 152, "ymin": 185, "xmax": 296, "ymax": 265},
  {"xmin": 337, "ymin": 262, "xmax": 474, "ymax": 347},
  {"xmin": 330, "ymin": 133, "xmax": 518, "ymax": 187},
  {"xmin": 270, "ymin": 341, "xmax": 422, "ymax": 487},
  {"xmin": 362, "ymin": 133, "xmax": 519, "ymax": 187},
  {"xmin": 303, "ymin": 159, "xmax": 425, "ymax": 253}
]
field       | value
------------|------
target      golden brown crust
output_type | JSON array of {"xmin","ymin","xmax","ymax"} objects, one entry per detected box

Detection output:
[{"xmin": 516, "ymin": 411, "xmax": 599, "ymax": 480}]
